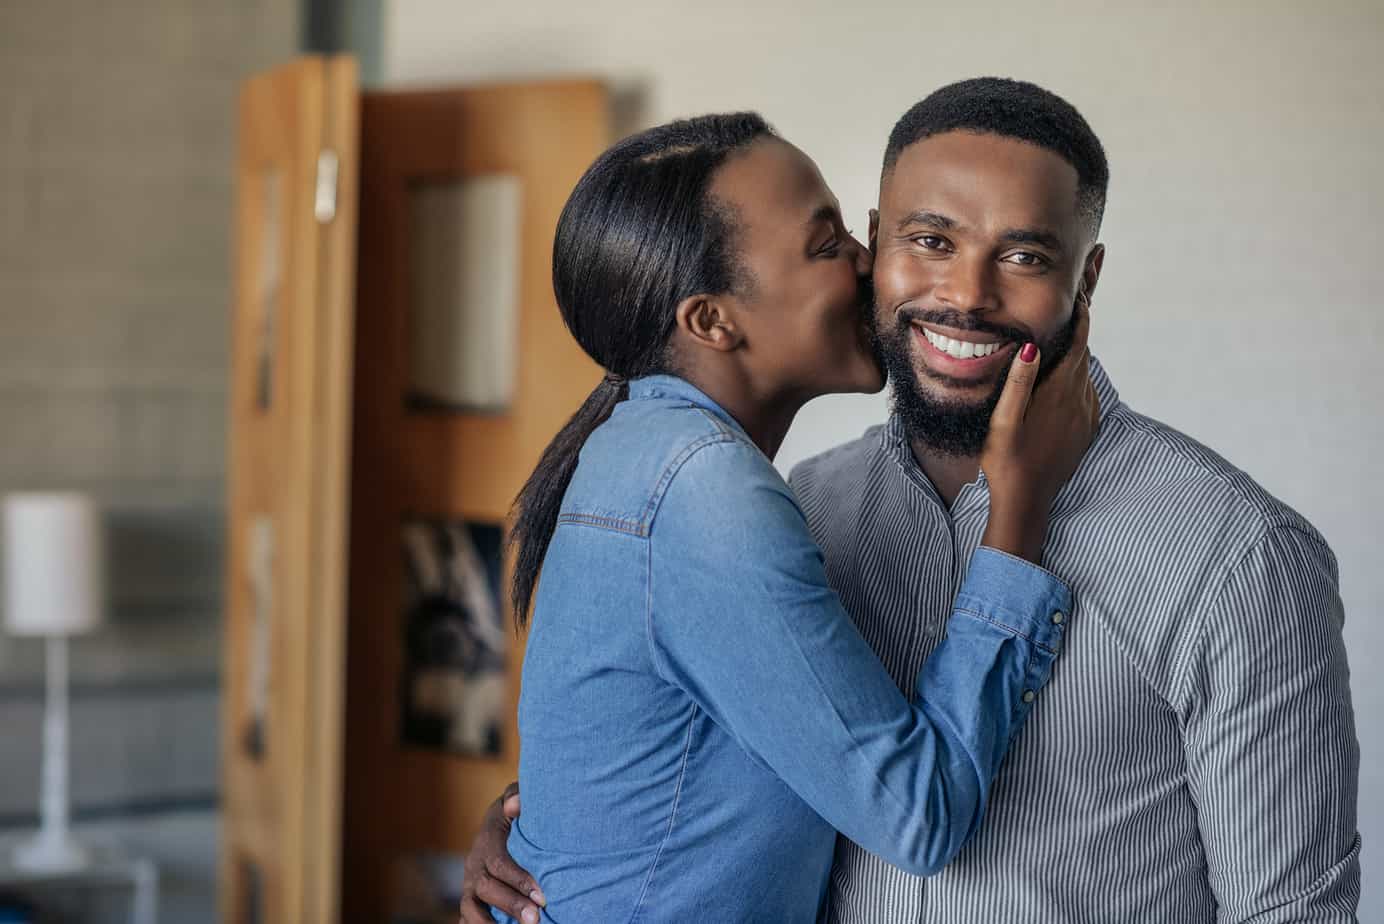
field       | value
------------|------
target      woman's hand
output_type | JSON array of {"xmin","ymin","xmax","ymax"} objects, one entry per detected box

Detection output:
[{"xmin": 979, "ymin": 300, "xmax": 1099, "ymax": 564}]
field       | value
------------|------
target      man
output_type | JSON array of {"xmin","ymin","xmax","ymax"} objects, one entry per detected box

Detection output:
[{"xmin": 462, "ymin": 78, "xmax": 1361, "ymax": 922}]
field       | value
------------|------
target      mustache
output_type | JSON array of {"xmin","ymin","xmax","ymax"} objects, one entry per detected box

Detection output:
[{"xmin": 894, "ymin": 306, "xmax": 1033, "ymax": 345}]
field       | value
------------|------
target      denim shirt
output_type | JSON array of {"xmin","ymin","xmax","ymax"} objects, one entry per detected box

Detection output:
[{"xmin": 498, "ymin": 375, "xmax": 1072, "ymax": 924}]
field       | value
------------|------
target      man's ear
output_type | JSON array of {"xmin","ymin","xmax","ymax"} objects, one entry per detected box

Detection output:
[
  {"xmin": 1078, "ymin": 243, "xmax": 1105, "ymax": 306},
  {"xmin": 674, "ymin": 294, "xmax": 743, "ymax": 353},
  {"xmin": 868, "ymin": 209, "xmax": 880, "ymax": 255}
]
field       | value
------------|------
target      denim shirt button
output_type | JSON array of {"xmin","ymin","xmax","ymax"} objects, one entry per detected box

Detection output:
[
  {"xmin": 1022, "ymin": 689, "xmax": 1037, "ymax": 704},
  {"xmin": 1051, "ymin": 611, "xmax": 1066, "ymax": 625}
]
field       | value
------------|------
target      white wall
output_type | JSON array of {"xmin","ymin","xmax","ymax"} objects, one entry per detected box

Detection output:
[{"xmin": 383, "ymin": 0, "xmax": 1383, "ymax": 914}]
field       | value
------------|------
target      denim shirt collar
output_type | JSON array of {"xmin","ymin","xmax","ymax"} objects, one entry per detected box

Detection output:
[{"xmin": 628, "ymin": 374, "xmax": 752, "ymax": 441}]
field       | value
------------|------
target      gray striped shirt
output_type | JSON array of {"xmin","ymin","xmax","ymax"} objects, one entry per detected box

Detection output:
[{"xmin": 789, "ymin": 358, "xmax": 1360, "ymax": 923}]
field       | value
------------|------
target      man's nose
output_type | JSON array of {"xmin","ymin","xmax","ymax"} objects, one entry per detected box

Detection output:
[{"xmin": 933, "ymin": 253, "xmax": 997, "ymax": 313}]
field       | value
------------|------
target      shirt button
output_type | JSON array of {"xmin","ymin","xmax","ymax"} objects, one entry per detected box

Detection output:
[
  {"xmin": 1022, "ymin": 690, "xmax": 1036, "ymax": 704},
  {"xmin": 1051, "ymin": 611, "xmax": 1065, "ymax": 625}
]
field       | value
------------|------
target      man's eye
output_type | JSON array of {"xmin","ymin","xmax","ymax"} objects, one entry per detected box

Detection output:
[
  {"xmin": 914, "ymin": 235, "xmax": 948, "ymax": 251},
  {"xmin": 1004, "ymin": 251, "xmax": 1045, "ymax": 267}
]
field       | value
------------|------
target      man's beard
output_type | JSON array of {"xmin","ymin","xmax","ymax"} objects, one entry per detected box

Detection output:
[{"xmin": 878, "ymin": 303, "xmax": 1078, "ymax": 457}]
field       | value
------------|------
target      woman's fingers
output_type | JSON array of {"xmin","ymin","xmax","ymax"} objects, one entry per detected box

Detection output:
[
  {"xmin": 483, "ymin": 853, "xmax": 545, "ymax": 909},
  {"xmin": 990, "ymin": 342, "xmax": 1041, "ymax": 433},
  {"xmin": 473, "ymin": 858, "xmax": 543, "ymax": 923},
  {"xmin": 459, "ymin": 855, "xmax": 545, "ymax": 924}
]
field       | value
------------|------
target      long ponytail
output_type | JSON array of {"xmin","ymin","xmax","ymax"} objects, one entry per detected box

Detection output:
[
  {"xmin": 509, "ymin": 375, "xmax": 627, "ymax": 625},
  {"xmin": 507, "ymin": 112, "xmax": 774, "ymax": 628}
]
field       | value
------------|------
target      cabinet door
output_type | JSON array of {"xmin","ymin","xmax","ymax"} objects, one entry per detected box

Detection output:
[
  {"xmin": 222, "ymin": 54, "xmax": 359, "ymax": 924},
  {"xmin": 344, "ymin": 80, "xmax": 607, "ymax": 922}
]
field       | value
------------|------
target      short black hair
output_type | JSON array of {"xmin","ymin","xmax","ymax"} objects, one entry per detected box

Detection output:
[{"xmin": 883, "ymin": 77, "xmax": 1109, "ymax": 234}]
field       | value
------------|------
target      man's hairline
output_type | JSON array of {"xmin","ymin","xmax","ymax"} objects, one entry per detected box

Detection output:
[{"xmin": 877, "ymin": 128, "xmax": 1104, "ymax": 242}]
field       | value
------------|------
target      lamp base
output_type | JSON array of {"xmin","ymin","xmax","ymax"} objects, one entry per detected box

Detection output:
[{"xmin": 12, "ymin": 832, "xmax": 89, "ymax": 874}]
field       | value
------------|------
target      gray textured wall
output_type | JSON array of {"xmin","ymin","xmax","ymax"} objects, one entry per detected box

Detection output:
[{"xmin": 0, "ymin": 0, "xmax": 296, "ymax": 847}]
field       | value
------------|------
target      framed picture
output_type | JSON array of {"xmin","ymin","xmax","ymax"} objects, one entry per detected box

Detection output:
[
  {"xmin": 405, "ymin": 174, "xmax": 522, "ymax": 415},
  {"xmin": 399, "ymin": 519, "xmax": 507, "ymax": 757}
]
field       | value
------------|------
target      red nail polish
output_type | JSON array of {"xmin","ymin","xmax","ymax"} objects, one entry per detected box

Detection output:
[{"xmin": 1020, "ymin": 343, "xmax": 1037, "ymax": 363}]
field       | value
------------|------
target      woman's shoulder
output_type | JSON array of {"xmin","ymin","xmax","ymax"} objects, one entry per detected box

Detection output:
[
  {"xmin": 564, "ymin": 401, "xmax": 780, "ymax": 538},
  {"xmin": 637, "ymin": 415, "xmax": 799, "ymax": 541}
]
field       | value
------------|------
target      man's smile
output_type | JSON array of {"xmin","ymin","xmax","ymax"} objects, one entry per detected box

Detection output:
[{"xmin": 911, "ymin": 321, "xmax": 1017, "ymax": 380}]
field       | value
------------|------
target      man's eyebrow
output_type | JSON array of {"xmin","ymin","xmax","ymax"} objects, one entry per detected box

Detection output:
[
  {"xmin": 896, "ymin": 210, "xmax": 955, "ymax": 232},
  {"xmin": 1000, "ymin": 227, "xmax": 1064, "ymax": 252}
]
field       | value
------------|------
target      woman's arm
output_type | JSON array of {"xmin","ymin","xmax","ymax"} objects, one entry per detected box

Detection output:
[
  {"xmin": 649, "ymin": 440, "xmax": 1066, "ymax": 875},
  {"xmin": 647, "ymin": 316, "xmax": 1096, "ymax": 873}
]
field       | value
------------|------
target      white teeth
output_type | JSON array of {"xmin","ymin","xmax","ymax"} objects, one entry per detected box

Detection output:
[{"xmin": 921, "ymin": 328, "xmax": 1001, "ymax": 360}]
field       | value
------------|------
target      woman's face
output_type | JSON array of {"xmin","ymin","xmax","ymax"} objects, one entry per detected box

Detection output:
[{"xmin": 708, "ymin": 138, "xmax": 885, "ymax": 400}]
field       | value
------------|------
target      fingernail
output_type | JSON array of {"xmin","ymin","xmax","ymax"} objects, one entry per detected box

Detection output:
[
  {"xmin": 530, "ymin": 889, "xmax": 547, "ymax": 907},
  {"xmin": 523, "ymin": 908, "xmax": 539, "ymax": 924},
  {"xmin": 1020, "ymin": 343, "xmax": 1037, "ymax": 363}
]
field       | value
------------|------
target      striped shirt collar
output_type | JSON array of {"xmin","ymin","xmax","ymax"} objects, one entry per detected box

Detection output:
[{"xmin": 880, "ymin": 355, "xmax": 1122, "ymax": 505}]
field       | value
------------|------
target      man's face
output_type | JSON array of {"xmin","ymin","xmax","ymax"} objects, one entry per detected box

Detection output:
[{"xmin": 870, "ymin": 130, "xmax": 1103, "ymax": 455}]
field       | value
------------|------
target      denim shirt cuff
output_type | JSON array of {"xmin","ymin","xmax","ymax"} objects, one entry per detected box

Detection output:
[{"xmin": 953, "ymin": 546, "xmax": 1073, "ymax": 653}]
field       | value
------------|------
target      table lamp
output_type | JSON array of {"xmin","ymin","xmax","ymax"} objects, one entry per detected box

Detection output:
[{"xmin": 1, "ymin": 492, "xmax": 104, "ymax": 873}]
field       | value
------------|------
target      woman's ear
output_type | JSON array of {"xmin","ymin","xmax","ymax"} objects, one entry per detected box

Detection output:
[{"xmin": 673, "ymin": 294, "xmax": 744, "ymax": 353}]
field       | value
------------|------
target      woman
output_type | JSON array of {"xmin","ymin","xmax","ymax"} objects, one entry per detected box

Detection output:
[{"xmin": 485, "ymin": 113, "xmax": 1096, "ymax": 923}]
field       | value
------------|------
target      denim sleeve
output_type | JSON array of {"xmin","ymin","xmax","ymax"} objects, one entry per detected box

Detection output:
[{"xmin": 647, "ymin": 439, "xmax": 1071, "ymax": 876}]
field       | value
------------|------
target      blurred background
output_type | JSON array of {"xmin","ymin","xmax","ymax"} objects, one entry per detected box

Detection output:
[{"xmin": 0, "ymin": 0, "xmax": 1379, "ymax": 920}]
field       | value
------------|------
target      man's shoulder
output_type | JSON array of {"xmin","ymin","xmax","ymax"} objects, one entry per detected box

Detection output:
[
  {"xmin": 787, "ymin": 425, "xmax": 888, "ymax": 516},
  {"xmin": 1099, "ymin": 403, "xmax": 1331, "ymax": 558},
  {"xmin": 788, "ymin": 424, "xmax": 887, "ymax": 490}
]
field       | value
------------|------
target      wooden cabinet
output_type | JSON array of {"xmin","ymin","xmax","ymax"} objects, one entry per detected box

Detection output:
[{"xmin": 221, "ymin": 55, "xmax": 607, "ymax": 924}]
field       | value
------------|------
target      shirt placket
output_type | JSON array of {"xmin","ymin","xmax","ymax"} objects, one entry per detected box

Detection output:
[
  {"xmin": 928, "ymin": 479, "xmax": 990, "ymax": 924},
  {"xmin": 893, "ymin": 460, "xmax": 960, "ymax": 690},
  {"xmin": 951, "ymin": 479, "xmax": 991, "ymax": 576}
]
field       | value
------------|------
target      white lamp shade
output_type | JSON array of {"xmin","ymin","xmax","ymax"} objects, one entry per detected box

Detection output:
[{"xmin": 2, "ymin": 493, "xmax": 105, "ymax": 637}]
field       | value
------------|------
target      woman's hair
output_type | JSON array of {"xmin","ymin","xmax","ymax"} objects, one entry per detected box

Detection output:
[{"xmin": 508, "ymin": 112, "xmax": 775, "ymax": 626}]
